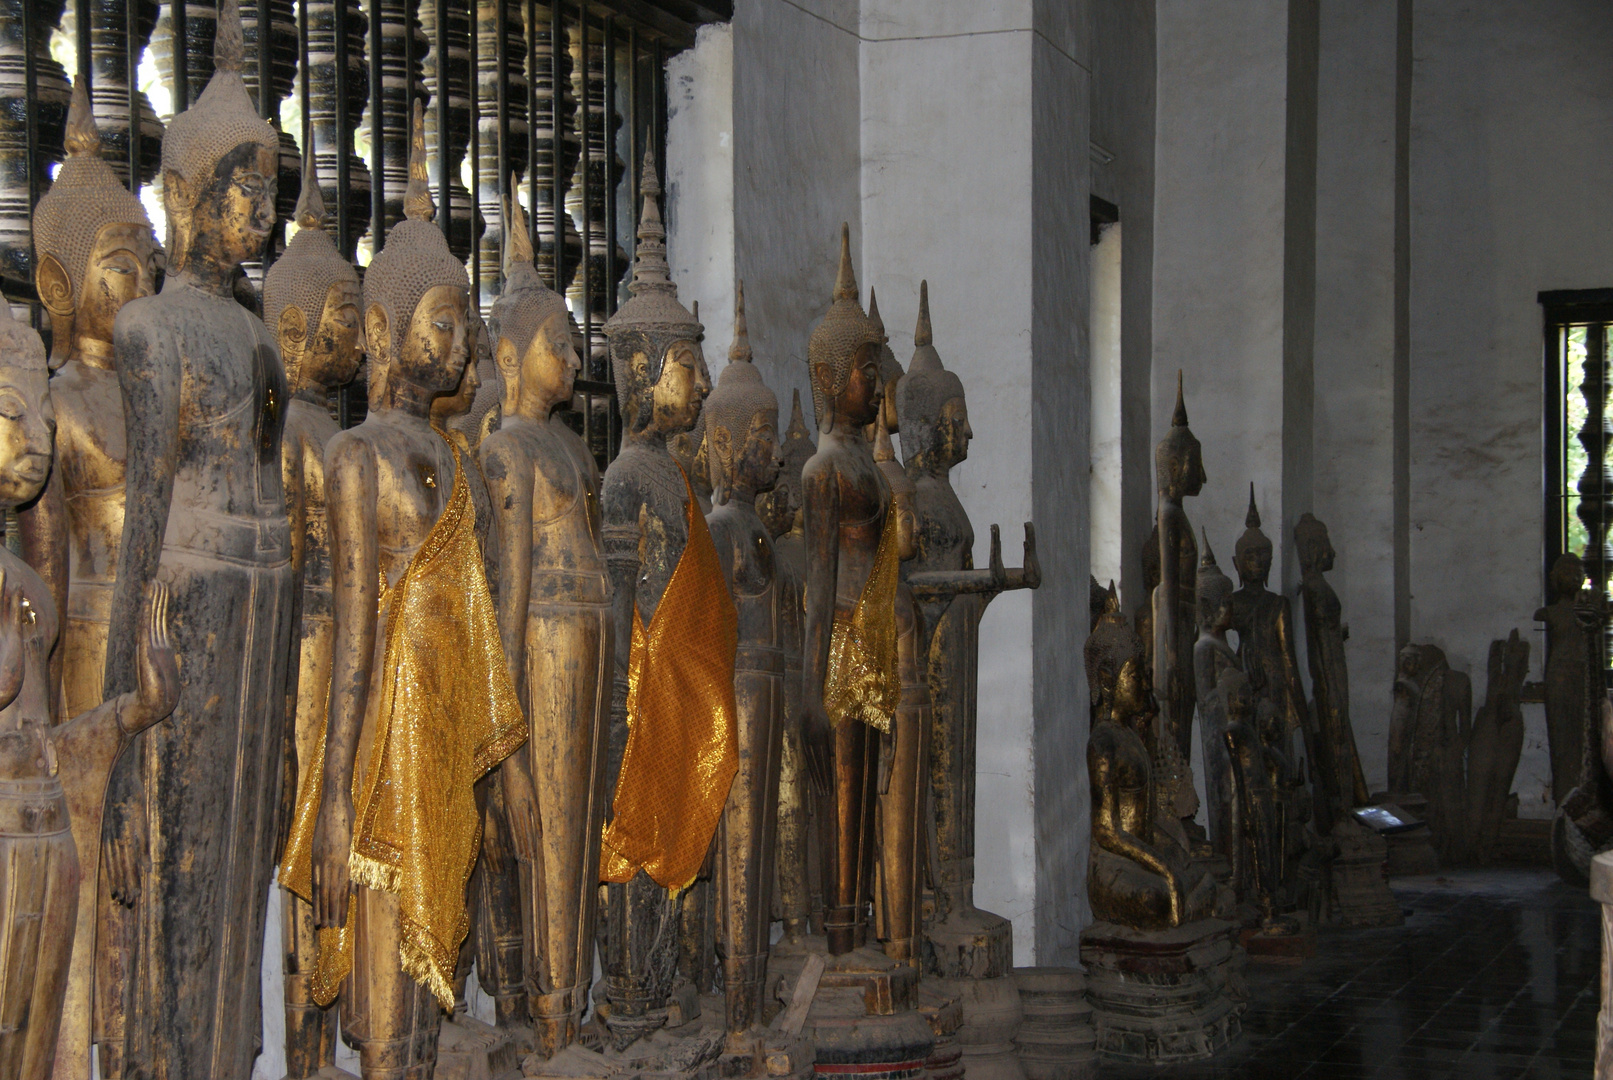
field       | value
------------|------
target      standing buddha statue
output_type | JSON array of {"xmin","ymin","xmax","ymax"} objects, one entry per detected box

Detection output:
[
  {"xmin": 703, "ymin": 281, "xmax": 789, "ymax": 1049},
  {"xmin": 25, "ymin": 76, "xmax": 163, "ymax": 1080},
  {"xmin": 286, "ymin": 101, "xmax": 526, "ymax": 1080},
  {"xmin": 597, "ymin": 149, "xmax": 733, "ymax": 1051},
  {"xmin": 265, "ymin": 150, "xmax": 364, "ymax": 1080},
  {"xmin": 101, "ymin": 1, "xmax": 297, "ymax": 1071},
  {"xmin": 872, "ymin": 415, "xmax": 928, "ymax": 965},
  {"xmin": 1229, "ymin": 486, "xmax": 1312, "ymax": 900},
  {"xmin": 0, "ymin": 304, "xmax": 178, "ymax": 1080},
  {"xmin": 758, "ymin": 388, "xmax": 814, "ymax": 947},
  {"xmin": 1192, "ymin": 533, "xmax": 1239, "ymax": 877},
  {"xmin": 479, "ymin": 192, "xmax": 611, "ymax": 1057},
  {"xmin": 1152, "ymin": 371, "xmax": 1203, "ymax": 767},
  {"xmin": 1293, "ymin": 513, "xmax": 1370, "ymax": 820},
  {"xmin": 1536, "ymin": 553, "xmax": 1592, "ymax": 804},
  {"xmin": 800, "ymin": 224, "xmax": 897, "ymax": 961}
]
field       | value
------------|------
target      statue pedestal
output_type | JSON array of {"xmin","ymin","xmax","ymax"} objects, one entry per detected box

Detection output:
[
  {"xmin": 769, "ymin": 940, "xmax": 933, "ymax": 1080},
  {"xmin": 283, "ymin": 1067, "xmax": 358, "ymax": 1079},
  {"xmin": 1237, "ymin": 917, "xmax": 1314, "ymax": 966},
  {"xmin": 1011, "ymin": 968, "xmax": 1095, "ymax": 1080},
  {"xmin": 1329, "ymin": 821, "xmax": 1403, "ymax": 928},
  {"xmin": 1079, "ymin": 919, "xmax": 1243, "ymax": 1065},
  {"xmin": 917, "ymin": 983, "xmax": 965, "ymax": 1080},
  {"xmin": 1589, "ymin": 851, "xmax": 1613, "ymax": 1077},
  {"xmin": 923, "ymin": 905, "xmax": 1025, "ymax": 1080},
  {"xmin": 439, "ymin": 1014, "xmax": 524, "ymax": 1080}
]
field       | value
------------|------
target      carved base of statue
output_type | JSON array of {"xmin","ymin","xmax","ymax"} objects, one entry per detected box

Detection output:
[
  {"xmin": 1327, "ymin": 820, "xmax": 1402, "ymax": 929},
  {"xmin": 923, "ymin": 901, "xmax": 1025, "ymax": 1080},
  {"xmin": 916, "ymin": 986, "xmax": 964, "ymax": 1080},
  {"xmin": 1079, "ymin": 920, "xmax": 1244, "ymax": 1065},
  {"xmin": 1237, "ymin": 914, "xmax": 1314, "ymax": 966},
  {"xmin": 804, "ymin": 984, "xmax": 932, "ymax": 1080},
  {"xmin": 436, "ymin": 1014, "xmax": 523, "ymax": 1080},
  {"xmin": 286, "ymin": 1067, "xmax": 359, "ymax": 1079},
  {"xmin": 1011, "ymin": 968, "xmax": 1097, "ymax": 1080}
]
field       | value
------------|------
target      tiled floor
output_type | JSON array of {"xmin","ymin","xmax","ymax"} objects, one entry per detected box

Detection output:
[{"xmin": 1100, "ymin": 869, "xmax": 1601, "ymax": 1079}]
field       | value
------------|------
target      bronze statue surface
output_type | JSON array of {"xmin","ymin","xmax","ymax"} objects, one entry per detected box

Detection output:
[
  {"xmin": 1152, "ymin": 373, "xmax": 1203, "ymax": 767},
  {"xmin": 1294, "ymin": 513, "xmax": 1369, "ymax": 823},
  {"xmin": 479, "ymin": 193, "xmax": 611, "ymax": 1056},
  {"xmin": 1387, "ymin": 643, "xmax": 1471, "ymax": 863},
  {"xmin": 100, "ymin": 3, "xmax": 295, "ymax": 1071},
  {"xmin": 1536, "ymin": 553, "xmax": 1592, "ymax": 804},
  {"xmin": 1193, "ymin": 533, "xmax": 1240, "ymax": 879},
  {"xmin": 265, "ymin": 153, "xmax": 364, "ymax": 1080}
]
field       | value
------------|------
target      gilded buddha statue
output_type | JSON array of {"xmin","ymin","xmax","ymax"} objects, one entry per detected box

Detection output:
[
  {"xmin": 872, "ymin": 415, "xmax": 928, "ymax": 965},
  {"xmin": 264, "ymin": 151, "xmax": 365, "ymax": 1080},
  {"xmin": 758, "ymin": 389, "xmax": 814, "ymax": 946},
  {"xmin": 1085, "ymin": 606, "xmax": 1218, "ymax": 932},
  {"xmin": 1192, "ymin": 534, "xmax": 1240, "ymax": 876},
  {"xmin": 1219, "ymin": 667, "xmax": 1282, "ymax": 924},
  {"xmin": 100, "ymin": 1, "xmax": 297, "ymax": 1070},
  {"xmin": 25, "ymin": 75, "xmax": 164, "ymax": 1080},
  {"xmin": 1152, "ymin": 372, "xmax": 1203, "ymax": 767},
  {"xmin": 703, "ymin": 281, "xmax": 788, "ymax": 1046},
  {"xmin": 0, "ymin": 305, "xmax": 177, "ymax": 1080},
  {"xmin": 478, "ymin": 193, "xmax": 611, "ymax": 1057},
  {"xmin": 894, "ymin": 281, "xmax": 1037, "ymax": 978},
  {"xmin": 598, "ymin": 149, "xmax": 734, "ymax": 1050},
  {"xmin": 800, "ymin": 225, "xmax": 897, "ymax": 959},
  {"xmin": 283, "ymin": 101, "xmax": 526, "ymax": 1080}
]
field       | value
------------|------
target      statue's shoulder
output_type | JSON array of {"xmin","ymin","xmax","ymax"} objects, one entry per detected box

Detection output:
[
  {"xmin": 324, "ymin": 423, "xmax": 380, "ymax": 478},
  {"xmin": 111, "ymin": 293, "xmax": 172, "ymax": 351}
]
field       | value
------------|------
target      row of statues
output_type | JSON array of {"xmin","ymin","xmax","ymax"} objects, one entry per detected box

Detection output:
[
  {"xmin": 0, "ymin": 3, "xmax": 1040, "ymax": 1075},
  {"xmin": 1088, "ymin": 376, "xmax": 1389, "ymax": 939}
]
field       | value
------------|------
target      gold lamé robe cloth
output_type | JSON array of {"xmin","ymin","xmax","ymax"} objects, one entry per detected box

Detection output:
[
  {"xmin": 824, "ymin": 507, "xmax": 901, "ymax": 734},
  {"xmin": 283, "ymin": 438, "xmax": 526, "ymax": 1011},
  {"xmin": 0, "ymin": 776, "xmax": 77, "ymax": 1080},
  {"xmin": 600, "ymin": 475, "xmax": 738, "ymax": 892}
]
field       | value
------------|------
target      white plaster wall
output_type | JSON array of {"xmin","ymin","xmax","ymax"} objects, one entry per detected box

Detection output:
[
  {"xmin": 1408, "ymin": 0, "xmax": 1613, "ymax": 816},
  {"xmin": 1313, "ymin": 0, "xmax": 1401, "ymax": 793},
  {"xmin": 1152, "ymin": 0, "xmax": 1296, "ymax": 585},
  {"xmin": 1090, "ymin": 223, "xmax": 1123, "ymax": 590},
  {"xmin": 667, "ymin": 24, "xmax": 737, "ymax": 379}
]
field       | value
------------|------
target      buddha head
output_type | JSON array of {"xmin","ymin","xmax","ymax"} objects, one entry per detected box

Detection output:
[
  {"xmin": 489, "ymin": 190, "xmax": 577, "ymax": 423},
  {"xmin": 1155, "ymin": 371, "xmax": 1206, "ymax": 501},
  {"xmin": 0, "ymin": 306, "xmax": 56, "ymax": 508},
  {"xmin": 757, "ymin": 388, "xmax": 814, "ymax": 540},
  {"xmin": 873, "ymin": 414, "xmax": 917, "ymax": 561},
  {"xmin": 1084, "ymin": 583, "xmax": 1144, "ymax": 720},
  {"xmin": 1293, "ymin": 512, "xmax": 1335, "ymax": 577},
  {"xmin": 1396, "ymin": 643, "xmax": 1423, "ymax": 683},
  {"xmin": 158, "ymin": 0, "xmax": 280, "ymax": 281},
  {"xmin": 33, "ymin": 77, "xmax": 163, "ymax": 367},
  {"xmin": 1196, "ymin": 530, "xmax": 1234, "ymax": 634},
  {"xmin": 1234, "ymin": 484, "xmax": 1273, "ymax": 589},
  {"xmin": 867, "ymin": 287, "xmax": 903, "ymax": 436},
  {"xmin": 806, "ymin": 224, "xmax": 882, "ymax": 436},
  {"xmin": 1550, "ymin": 552, "xmax": 1587, "ymax": 603},
  {"xmin": 362, "ymin": 101, "xmax": 472, "ymax": 410},
  {"xmin": 1112, "ymin": 654, "xmax": 1154, "ymax": 738},
  {"xmin": 895, "ymin": 280, "xmax": 970, "ymax": 472},
  {"xmin": 262, "ymin": 152, "xmax": 363, "ymax": 399},
  {"xmin": 604, "ymin": 149, "xmax": 708, "ymax": 440},
  {"xmin": 704, "ymin": 282, "xmax": 781, "ymax": 507}
]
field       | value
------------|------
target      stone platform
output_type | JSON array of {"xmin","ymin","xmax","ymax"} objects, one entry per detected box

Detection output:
[
  {"xmin": 1011, "ymin": 967, "xmax": 1096, "ymax": 1080},
  {"xmin": 1079, "ymin": 919, "xmax": 1244, "ymax": 1064}
]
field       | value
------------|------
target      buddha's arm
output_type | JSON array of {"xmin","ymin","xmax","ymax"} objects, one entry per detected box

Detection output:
[
  {"xmin": 1088, "ymin": 743, "xmax": 1181, "ymax": 912},
  {"xmin": 482, "ymin": 436, "xmax": 538, "ymax": 862},
  {"xmin": 277, "ymin": 429, "xmax": 308, "ymax": 862},
  {"xmin": 800, "ymin": 458, "xmax": 840, "ymax": 793},
  {"xmin": 312, "ymin": 434, "xmax": 380, "ymax": 929},
  {"xmin": 1274, "ymin": 600, "xmax": 1310, "ymax": 733},
  {"xmin": 105, "ymin": 313, "xmax": 178, "ymax": 698},
  {"xmin": 1153, "ymin": 502, "xmax": 1179, "ymax": 691},
  {"xmin": 16, "ymin": 469, "xmax": 66, "ymax": 717}
]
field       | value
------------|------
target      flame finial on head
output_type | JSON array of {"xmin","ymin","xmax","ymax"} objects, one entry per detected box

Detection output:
[
  {"xmin": 833, "ymin": 222, "xmax": 858, "ymax": 302},
  {"xmin": 868, "ymin": 286, "xmax": 886, "ymax": 338},
  {"xmin": 501, "ymin": 184, "xmax": 543, "ymax": 294},
  {"xmin": 63, "ymin": 77, "xmax": 100, "ymax": 159},
  {"xmin": 403, "ymin": 100, "xmax": 435, "ymax": 223},
  {"xmin": 1245, "ymin": 483, "xmax": 1260, "ymax": 529},
  {"xmin": 729, "ymin": 280, "xmax": 751, "ymax": 363},
  {"xmin": 626, "ymin": 146, "xmax": 674, "ymax": 299},
  {"xmin": 1172, "ymin": 370, "xmax": 1188, "ymax": 427},
  {"xmin": 216, "ymin": 0, "xmax": 245, "ymax": 74},
  {"xmin": 914, "ymin": 280, "xmax": 933, "ymax": 349},
  {"xmin": 1201, "ymin": 528, "xmax": 1219, "ymax": 570},
  {"xmin": 294, "ymin": 149, "xmax": 326, "ymax": 232}
]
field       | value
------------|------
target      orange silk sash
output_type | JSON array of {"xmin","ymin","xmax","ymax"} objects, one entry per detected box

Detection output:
[
  {"xmin": 823, "ymin": 503, "xmax": 901, "ymax": 733},
  {"xmin": 282, "ymin": 435, "xmax": 526, "ymax": 1009},
  {"xmin": 599, "ymin": 468, "xmax": 738, "ymax": 891}
]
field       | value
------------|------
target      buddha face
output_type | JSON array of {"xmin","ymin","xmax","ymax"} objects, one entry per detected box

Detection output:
[
  {"xmin": 1114, "ymin": 656, "xmax": 1150, "ymax": 732},
  {"xmin": 512, "ymin": 310, "xmax": 579, "ymax": 417},
  {"xmin": 173, "ymin": 142, "xmax": 278, "ymax": 272},
  {"xmin": 730, "ymin": 411, "xmax": 781, "ymax": 500},
  {"xmin": 1396, "ymin": 644, "xmax": 1422, "ymax": 681},
  {"xmin": 39, "ymin": 222, "xmax": 163, "ymax": 353},
  {"xmin": 1551, "ymin": 554, "xmax": 1586, "ymax": 601},
  {"xmin": 307, "ymin": 280, "xmax": 365, "ymax": 390},
  {"xmin": 1235, "ymin": 540, "xmax": 1273, "ymax": 589},
  {"xmin": 1297, "ymin": 526, "xmax": 1335, "ymax": 575},
  {"xmin": 938, "ymin": 396, "xmax": 972, "ymax": 468},
  {"xmin": 824, "ymin": 341, "xmax": 880, "ymax": 430},
  {"xmin": 0, "ymin": 362, "xmax": 55, "ymax": 507},
  {"xmin": 395, "ymin": 284, "xmax": 471, "ymax": 395},
  {"xmin": 647, "ymin": 338, "xmax": 710, "ymax": 435},
  {"xmin": 434, "ymin": 354, "xmax": 481, "ymax": 425}
]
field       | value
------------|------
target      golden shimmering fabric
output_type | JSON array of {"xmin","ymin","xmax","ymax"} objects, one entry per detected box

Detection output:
[
  {"xmin": 600, "ymin": 470, "xmax": 738, "ymax": 891},
  {"xmin": 824, "ymin": 506, "xmax": 901, "ymax": 733},
  {"xmin": 283, "ymin": 436, "xmax": 526, "ymax": 1009}
]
